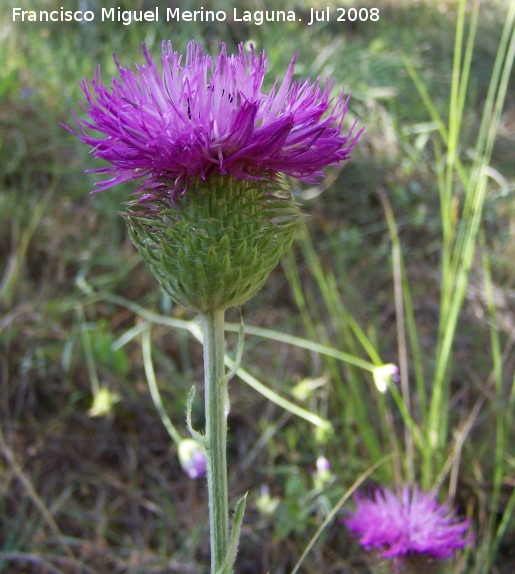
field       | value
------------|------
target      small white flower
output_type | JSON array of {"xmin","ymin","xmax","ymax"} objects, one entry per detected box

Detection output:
[{"xmin": 373, "ymin": 364, "xmax": 399, "ymax": 393}]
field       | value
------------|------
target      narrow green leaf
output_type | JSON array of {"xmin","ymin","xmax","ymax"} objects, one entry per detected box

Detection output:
[{"xmin": 216, "ymin": 493, "xmax": 248, "ymax": 574}]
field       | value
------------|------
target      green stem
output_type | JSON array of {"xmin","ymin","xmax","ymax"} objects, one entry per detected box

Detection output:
[{"xmin": 201, "ymin": 309, "xmax": 229, "ymax": 572}]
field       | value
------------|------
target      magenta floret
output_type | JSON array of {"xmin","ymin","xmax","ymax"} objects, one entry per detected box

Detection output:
[
  {"xmin": 345, "ymin": 485, "xmax": 473, "ymax": 560},
  {"xmin": 68, "ymin": 41, "xmax": 362, "ymax": 201}
]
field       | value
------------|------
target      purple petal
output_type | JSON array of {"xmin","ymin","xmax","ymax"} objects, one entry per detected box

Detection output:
[{"xmin": 66, "ymin": 41, "xmax": 362, "ymax": 202}]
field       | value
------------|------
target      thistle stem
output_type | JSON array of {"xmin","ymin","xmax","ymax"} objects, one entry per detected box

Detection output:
[{"xmin": 201, "ymin": 309, "xmax": 230, "ymax": 572}]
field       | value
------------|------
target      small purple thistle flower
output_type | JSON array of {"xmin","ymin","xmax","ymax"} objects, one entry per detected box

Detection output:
[
  {"xmin": 67, "ymin": 40, "xmax": 362, "ymax": 202},
  {"xmin": 345, "ymin": 485, "xmax": 473, "ymax": 563}
]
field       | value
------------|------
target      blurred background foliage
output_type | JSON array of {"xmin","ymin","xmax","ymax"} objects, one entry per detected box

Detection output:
[{"xmin": 1, "ymin": 0, "xmax": 514, "ymax": 572}]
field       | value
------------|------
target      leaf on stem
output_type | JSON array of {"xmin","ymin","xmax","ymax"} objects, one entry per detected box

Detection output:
[
  {"xmin": 186, "ymin": 385, "xmax": 204, "ymax": 443},
  {"xmin": 216, "ymin": 493, "xmax": 248, "ymax": 574}
]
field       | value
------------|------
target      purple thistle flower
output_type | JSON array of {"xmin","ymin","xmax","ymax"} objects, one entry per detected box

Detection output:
[
  {"xmin": 68, "ymin": 40, "xmax": 362, "ymax": 202},
  {"xmin": 345, "ymin": 485, "xmax": 473, "ymax": 562}
]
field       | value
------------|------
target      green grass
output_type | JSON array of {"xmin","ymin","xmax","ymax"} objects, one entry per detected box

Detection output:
[{"xmin": 1, "ymin": 0, "xmax": 514, "ymax": 572}]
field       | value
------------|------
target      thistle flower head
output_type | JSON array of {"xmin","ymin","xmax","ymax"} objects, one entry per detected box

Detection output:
[
  {"xmin": 67, "ymin": 41, "xmax": 362, "ymax": 311},
  {"xmin": 345, "ymin": 485, "xmax": 473, "ymax": 565},
  {"xmin": 69, "ymin": 40, "xmax": 361, "ymax": 203}
]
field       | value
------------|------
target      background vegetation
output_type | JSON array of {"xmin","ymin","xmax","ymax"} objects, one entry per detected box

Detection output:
[{"xmin": 1, "ymin": 0, "xmax": 514, "ymax": 572}]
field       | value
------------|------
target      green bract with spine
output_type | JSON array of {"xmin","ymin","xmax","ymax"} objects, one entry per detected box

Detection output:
[{"xmin": 125, "ymin": 175, "xmax": 301, "ymax": 312}]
